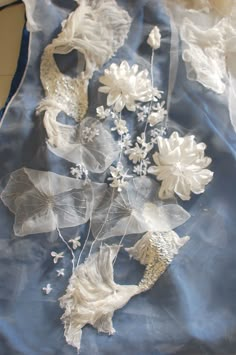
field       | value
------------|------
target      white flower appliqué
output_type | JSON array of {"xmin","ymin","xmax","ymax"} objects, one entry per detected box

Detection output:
[
  {"xmin": 111, "ymin": 119, "xmax": 129, "ymax": 135},
  {"xmin": 69, "ymin": 237, "xmax": 81, "ymax": 250},
  {"xmin": 126, "ymin": 133, "xmax": 153, "ymax": 164},
  {"xmin": 119, "ymin": 133, "xmax": 132, "ymax": 150},
  {"xmin": 147, "ymin": 26, "xmax": 161, "ymax": 50},
  {"xmin": 70, "ymin": 164, "xmax": 88, "ymax": 180},
  {"xmin": 148, "ymin": 132, "xmax": 214, "ymax": 200},
  {"xmin": 57, "ymin": 269, "xmax": 65, "ymax": 277},
  {"xmin": 82, "ymin": 126, "xmax": 100, "ymax": 143},
  {"xmin": 96, "ymin": 106, "xmax": 111, "ymax": 120},
  {"xmin": 99, "ymin": 61, "xmax": 153, "ymax": 112},
  {"xmin": 51, "ymin": 251, "xmax": 64, "ymax": 264},
  {"xmin": 147, "ymin": 102, "xmax": 167, "ymax": 127},
  {"xmin": 42, "ymin": 284, "xmax": 53, "ymax": 295},
  {"xmin": 108, "ymin": 163, "xmax": 132, "ymax": 192}
]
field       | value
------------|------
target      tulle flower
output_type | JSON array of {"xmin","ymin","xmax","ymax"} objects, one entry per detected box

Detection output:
[
  {"xmin": 1, "ymin": 168, "xmax": 92, "ymax": 236},
  {"xmin": 99, "ymin": 61, "xmax": 153, "ymax": 112},
  {"xmin": 148, "ymin": 132, "xmax": 214, "ymax": 200},
  {"xmin": 91, "ymin": 176, "xmax": 190, "ymax": 240}
]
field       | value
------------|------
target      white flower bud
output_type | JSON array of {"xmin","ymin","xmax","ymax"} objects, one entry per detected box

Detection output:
[{"xmin": 147, "ymin": 26, "xmax": 161, "ymax": 50}]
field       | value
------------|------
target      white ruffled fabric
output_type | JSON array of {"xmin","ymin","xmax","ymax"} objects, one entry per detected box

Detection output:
[{"xmin": 60, "ymin": 245, "xmax": 139, "ymax": 353}]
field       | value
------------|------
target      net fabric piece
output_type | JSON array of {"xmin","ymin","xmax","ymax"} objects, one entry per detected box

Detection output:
[
  {"xmin": 165, "ymin": 0, "xmax": 236, "ymax": 130},
  {"xmin": 91, "ymin": 176, "xmax": 190, "ymax": 241},
  {"xmin": 46, "ymin": 116, "xmax": 120, "ymax": 173},
  {"xmin": 181, "ymin": 17, "xmax": 231, "ymax": 95},
  {"xmin": 1, "ymin": 168, "xmax": 92, "ymax": 236},
  {"xmin": 38, "ymin": 0, "xmax": 131, "ymax": 149}
]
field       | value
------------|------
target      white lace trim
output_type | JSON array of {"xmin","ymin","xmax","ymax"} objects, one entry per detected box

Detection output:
[{"xmin": 181, "ymin": 17, "xmax": 234, "ymax": 94}]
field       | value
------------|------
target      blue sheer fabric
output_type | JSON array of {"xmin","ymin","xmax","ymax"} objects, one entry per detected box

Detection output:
[{"xmin": 0, "ymin": 1, "xmax": 236, "ymax": 354}]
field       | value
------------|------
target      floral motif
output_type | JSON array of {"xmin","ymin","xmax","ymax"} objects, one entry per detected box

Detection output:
[
  {"xmin": 70, "ymin": 164, "xmax": 88, "ymax": 180},
  {"xmin": 51, "ymin": 251, "xmax": 64, "ymax": 264},
  {"xmin": 150, "ymin": 127, "xmax": 167, "ymax": 144},
  {"xmin": 126, "ymin": 133, "xmax": 153, "ymax": 164},
  {"xmin": 108, "ymin": 163, "xmax": 132, "ymax": 192},
  {"xmin": 147, "ymin": 26, "xmax": 161, "ymax": 50},
  {"xmin": 1, "ymin": 168, "xmax": 91, "ymax": 236},
  {"xmin": 69, "ymin": 237, "xmax": 81, "ymax": 250},
  {"xmin": 119, "ymin": 133, "xmax": 132, "ymax": 150},
  {"xmin": 99, "ymin": 61, "xmax": 153, "ymax": 112},
  {"xmin": 111, "ymin": 119, "xmax": 129, "ymax": 135},
  {"xmin": 96, "ymin": 106, "xmax": 111, "ymax": 120},
  {"xmin": 136, "ymin": 104, "xmax": 150, "ymax": 122},
  {"xmin": 147, "ymin": 102, "xmax": 167, "ymax": 127},
  {"xmin": 56, "ymin": 269, "xmax": 65, "ymax": 277},
  {"xmin": 148, "ymin": 132, "xmax": 214, "ymax": 200},
  {"xmin": 133, "ymin": 159, "xmax": 150, "ymax": 176},
  {"xmin": 82, "ymin": 126, "xmax": 100, "ymax": 142},
  {"xmin": 42, "ymin": 284, "xmax": 53, "ymax": 295}
]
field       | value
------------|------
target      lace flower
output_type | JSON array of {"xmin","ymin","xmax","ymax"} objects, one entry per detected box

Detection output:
[
  {"xmin": 133, "ymin": 159, "xmax": 150, "ymax": 176},
  {"xmin": 111, "ymin": 119, "xmax": 129, "ymax": 135},
  {"xmin": 70, "ymin": 164, "xmax": 88, "ymax": 180},
  {"xmin": 148, "ymin": 132, "xmax": 214, "ymax": 200},
  {"xmin": 148, "ymin": 102, "xmax": 167, "ymax": 127},
  {"xmin": 96, "ymin": 106, "xmax": 111, "ymax": 120},
  {"xmin": 126, "ymin": 133, "xmax": 153, "ymax": 164},
  {"xmin": 82, "ymin": 126, "xmax": 99, "ymax": 142},
  {"xmin": 119, "ymin": 133, "xmax": 132, "ymax": 150},
  {"xmin": 99, "ymin": 61, "xmax": 153, "ymax": 112},
  {"xmin": 108, "ymin": 163, "xmax": 132, "ymax": 192}
]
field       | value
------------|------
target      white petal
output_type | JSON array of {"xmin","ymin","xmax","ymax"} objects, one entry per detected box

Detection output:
[{"xmin": 143, "ymin": 203, "xmax": 190, "ymax": 232}]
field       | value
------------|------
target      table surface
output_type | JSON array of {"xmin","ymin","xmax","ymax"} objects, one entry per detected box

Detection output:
[{"xmin": 0, "ymin": 3, "xmax": 25, "ymax": 108}]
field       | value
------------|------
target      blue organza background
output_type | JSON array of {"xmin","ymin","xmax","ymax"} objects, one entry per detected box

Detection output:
[{"xmin": 0, "ymin": 1, "xmax": 236, "ymax": 354}]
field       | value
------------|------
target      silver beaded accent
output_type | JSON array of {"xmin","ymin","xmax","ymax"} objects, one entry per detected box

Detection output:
[{"xmin": 126, "ymin": 231, "xmax": 190, "ymax": 292}]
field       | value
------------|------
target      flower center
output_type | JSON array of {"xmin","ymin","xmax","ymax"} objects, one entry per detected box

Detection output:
[
  {"xmin": 173, "ymin": 162, "xmax": 184, "ymax": 176},
  {"xmin": 46, "ymin": 196, "xmax": 54, "ymax": 207},
  {"xmin": 117, "ymin": 77, "xmax": 135, "ymax": 95}
]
